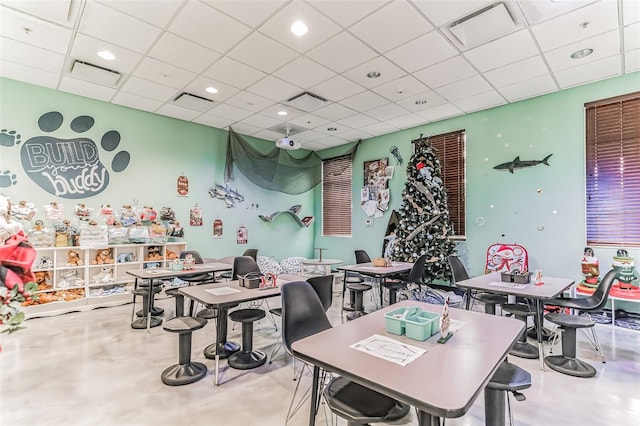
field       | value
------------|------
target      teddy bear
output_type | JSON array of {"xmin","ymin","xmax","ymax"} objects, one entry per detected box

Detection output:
[
  {"xmin": 165, "ymin": 249, "xmax": 178, "ymax": 260},
  {"xmin": 92, "ymin": 248, "xmax": 114, "ymax": 265},
  {"xmin": 144, "ymin": 246, "xmax": 163, "ymax": 261},
  {"xmin": 0, "ymin": 195, "xmax": 23, "ymax": 243},
  {"xmin": 67, "ymin": 249, "xmax": 83, "ymax": 266},
  {"xmin": 34, "ymin": 270, "xmax": 52, "ymax": 291}
]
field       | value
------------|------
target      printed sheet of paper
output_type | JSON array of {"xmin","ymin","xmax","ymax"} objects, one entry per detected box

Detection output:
[
  {"xmin": 205, "ymin": 287, "xmax": 241, "ymax": 296},
  {"xmin": 350, "ymin": 334, "xmax": 426, "ymax": 366},
  {"xmin": 488, "ymin": 281, "xmax": 528, "ymax": 289},
  {"xmin": 145, "ymin": 269, "xmax": 171, "ymax": 274}
]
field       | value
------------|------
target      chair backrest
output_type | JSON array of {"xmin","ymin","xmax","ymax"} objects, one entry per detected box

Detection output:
[
  {"xmin": 281, "ymin": 281, "xmax": 332, "ymax": 357},
  {"xmin": 405, "ymin": 254, "xmax": 429, "ymax": 284},
  {"xmin": 355, "ymin": 250, "xmax": 371, "ymax": 264},
  {"xmin": 242, "ymin": 248, "xmax": 258, "ymax": 260},
  {"xmin": 583, "ymin": 269, "xmax": 618, "ymax": 312},
  {"xmin": 232, "ymin": 256, "xmax": 261, "ymax": 280},
  {"xmin": 179, "ymin": 250, "xmax": 204, "ymax": 264},
  {"xmin": 448, "ymin": 255, "xmax": 469, "ymax": 283},
  {"xmin": 306, "ymin": 275, "xmax": 333, "ymax": 312}
]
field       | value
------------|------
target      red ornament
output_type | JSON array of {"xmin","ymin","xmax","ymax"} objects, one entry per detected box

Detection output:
[{"xmin": 416, "ymin": 162, "xmax": 426, "ymax": 171}]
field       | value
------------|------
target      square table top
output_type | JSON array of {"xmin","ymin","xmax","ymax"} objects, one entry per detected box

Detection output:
[
  {"xmin": 125, "ymin": 262, "xmax": 232, "ymax": 280},
  {"xmin": 291, "ymin": 300, "xmax": 524, "ymax": 419},
  {"xmin": 337, "ymin": 261, "xmax": 414, "ymax": 277},
  {"xmin": 456, "ymin": 272, "xmax": 575, "ymax": 300}
]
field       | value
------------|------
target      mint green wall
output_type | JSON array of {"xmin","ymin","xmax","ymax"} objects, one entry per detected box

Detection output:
[
  {"xmin": 315, "ymin": 73, "xmax": 640, "ymax": 293},
  {"xmin": 0, "ymin": 78, "xmax": 315, "ymax": 260}
]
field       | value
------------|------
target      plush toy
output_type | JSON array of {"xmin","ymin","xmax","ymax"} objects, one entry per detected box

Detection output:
[
  {"xmin": 91, "ymin": 267, "xmax": 114, "ymax": 284},
  {"xmin": 144, "ymin": 246, "xmax": 163, "ymax": 261},
  {"xmin": 160, "ymin": 206, "xmax": 176, "ymax": 222},
  {"xmin": 10, "ymin": 200, "xmax": 37, "ymax": 221},
  {"xmin": 140, "ymin": 206, "xmax": 157, "ymax": 221},
  {"xmin": 92, "ymin": 248, "xmax": 114, "ymax": 265},
  {"xmin": 165, "ymin": 249, "xmax": 178, "ymax": 260},
  {"xmin": 613, "ymin": 249, "xmax": 639, "ymax": 290},
  {"xmin": 0, "ymin": 195, "xmax": 23, "ymax": 243},
  {"xmin": 74, "ymin": 203, "xmax": 91, "ymax": 221},
  {"xmin": 44, "ymin": 201, "xmax": 65, "ymax": 221},
  {"xmin": 34, "ymin": 270, "xmax": 52, "ymax": 291},
  {"xmin": 67, "ymin": 249, "xmax": 83, "ymax": 266},
  {"xmin": 55, "ymin": 220, "xmax": 78, "ymax": 247},
  {"xmin": 119, "ymin": 205, "xmax": 138, "ymax": 227},
  {"xmin": 27, "ymin": 220, "xmax": 55, "ymax": 247}
]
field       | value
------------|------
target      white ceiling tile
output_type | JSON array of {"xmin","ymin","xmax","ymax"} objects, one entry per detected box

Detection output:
[
  {"xmin": 335, "ymin": 128, "xmax": 374, "ymax": 142},
  {"xmin": 59, "ymin": 76, "xmax": 117, "ymax": 101},
  {"xmin": 453, "ymin": 90, "xmax": 506, "ymax": 113},
  {"xmin": 313, "ymin": 123, "xmax": 350, "ymax": 136},
  {"xmin": 203, "ymin": 57, "xmax": 266, "ymax": 89},
  {"xmin": 625, "ymin": 48, "xmax": 640, "ymax": 72},
  {"xmin": 0, "ymin": 37, "xmax": 65, "ymax": 73},
  {"xmin": 415, "ymin": 103, "xmax": 464, "ymax": 122},
  {"xmin": 364, "ymin": 103, "xmax": 411, "ymax": 121},
  {"xmin": 111, "ymin": 91, "xmax": 163, "ymax": 113},
  {"xmin": 306, "ymin": 32, "xmax": 378, "ymax": 73},
  {"xmin": 497, "ymin": 74, "xmax": 558, "ymax": 102},
  {"xmin": 272, "ymin": 57, "xmax": 336, "ymax": 89},
  {"xmin": 435, "ymin": 75, "xmax": 493, "ymax": 101},
  {"xmin": 79, "ymin": 1, "xmax": 161, "ymax": 53},
  {"xmin": 410, "ymin": 0, "xmax": 495, "ymax": 27},
  {"xmin": 484, "ymin": 56, "xmax": 550, "ymax": 88},
  {"xmin": 71, "ymin": 33, "xmax": 141, "ymax": 74},
  {"xmin": 120, "ymin": 76, "xmax": 177, "ymax": 102},
  {"xmin": 371, "ymin": 75, "xmax": 429, "ymax": 102},
  {"xmin": 205, "ymin": 0, "xmax": 287, "ymax": 28},
  {"xmin": 544, "ymin": 30, "xmax": 620, "ymax": 72},
  {"xmin": 224, "ymin": 90, "xmax": 274, "ymax": 113},
  {"xmin": 313, "ymin": 136, "xmax": 351, "ymax": 148},
  {"xmin": 310, "ymin": 75, "xmax": 365, "ymax": 102},
  {"xmin": 554, "ymin": 54, "xmax": 622, "ymax": 88},
  {"xmin": 253, "ymin": 129, "xmax": 284, "ymax": 142},
  {"xmin": 385, "ymin": 113, "xmax": 427, "ymax": 130},
  {"xmin": 193, "ymin": 113, "xmax": 235, "ymax": 129},
  {"xmin": 518, "ymin": 0, "xmax": 598, "ymax": 25},
  {"xmin": 1, "ymin": 0, "xmax": 80, "ymax": 27},
  {"xmin": 288, "ymin": 114, "xmax": 330, "ymax": 130},
  {"xmin": 340, "ymin": 90, "xmax": 389, "ymax": 112},
  {"xmin": 246, "ymin": 75, "xmax": 301, "ymax": 102},
  {"xmin": 168, "ymin": 1, "xmax": 252, "ymax": 54},
  {"xmin": 237, "ymin": 113, "xmax": 281, "ymax": 130},
  {"xmin": 97, "ymin": 0, "xmax": 183, "ymax": 28},
  {"xmin": 413, "ymin": 55, "xmax": 477, "ymax": 88},
  {"xmin": 464, "ymin": 29, "xmax": 539, "ymax": 72},
  {"xmin": 0, "ymin": 60, "xmax": 59, "ymax": 88},
  {"xmin": 227, "ymin": 32, "xmax": 298, "ymax": 74},
  {"xmin": 293, "ymin": 129, "xmax": 326, "ymax": 141},
  {"xmin": 156, "ymin": 104, "xmax": 205, "ymax": 122},
  {"xmin": 384, "ymin": 31, "xmax": 458, "ymax": 73},
  {"xmin": 358, "ymin": 121, "xmax": 399, "ymax": 137},
  {"xmin": 259, "ymin": 104, "xmax": 306, "ymax": 121},
  {"xmin": 208, "ymin": 104, "xmax": 254, "ymax": 122},
  {"xmin": 0, "ymin": 6, "xmax": 72, "ymax": 54},
  {"xmin": 624, "ymin": 22, "xmax": 640, "ymax": 51},
  {"xmin": 307, "ymin": 0, "xmax": 387, "ymax": 28},
  {"xmin": 258, "ymin": 1, "xmax": 342, "ymax": 53},
  {"xmin": 532, "ymin": 1, "xmax": 619, "ymax": 52},
  {"xmin": 395, "ymin": 90, "xmax": 447, "ymax": 112},
  {"xmin": 349, "ymin": 0, "xmax": 433, "ymax": 53},
  {"xmin": 148, "ymin": 33, "xmax": 221, "ymax": 74},
  {"xmin": 133, "ymin": 57, "xmax": 197, "ymax": 89},
  {"xmin": 624, "ymin": 0, "xmax": 640, "ymax": 25},
  {"xmin": 342, "ymin": 56, "xmax": 407, "ymax": 89},
  {"xmin": 313, "ymin": 103, "xmax": 357, "ymax": 121},
  {"xmin": 337, "ymin": 113, "xmax": 378, "ymax": 129},
  {"xmin": 184, "ymin": 76, "xmax": 240, "ymax": 102}
]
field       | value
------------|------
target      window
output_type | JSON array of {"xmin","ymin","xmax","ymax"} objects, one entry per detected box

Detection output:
[
  {"xmin": 586, "ymin": 92, "xmax": 640, "ymax": 246},
  {"xmin": 322, "ymin": 155, "xmax": 352, "ymax": 237},
  {"xmin": 415, "ymin": 130, "xmax": 466, "ymax": 237}
]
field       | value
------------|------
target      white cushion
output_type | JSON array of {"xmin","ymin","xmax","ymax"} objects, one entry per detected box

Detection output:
[{"xmin": 257, "ymin": 256, "xmax": 283, "ymax": 274}]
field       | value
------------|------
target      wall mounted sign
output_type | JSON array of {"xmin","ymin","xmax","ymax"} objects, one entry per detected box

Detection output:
[
  {"xmin": 177, "ymin": 175, "xmax": 189, "ymax": 196},
  {"xmin": 190, "ymin": 205, "xmax": 203, "ymax": 226},
  {"xmin": 237, "ymin": 225, "xmax": 247, "ymax": 244},
  {"xmin": 361, "ymin": 158, "xmax": 390, "ymax": 218},
  {"xmin": 213, "ymin": 217, "xmax": 223, "ymax": 239}
]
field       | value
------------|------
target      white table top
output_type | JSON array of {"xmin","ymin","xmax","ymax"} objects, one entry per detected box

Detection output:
[
  {"xmin": 301, "ymin": 258, "xmax": 343, "ymax": 266},
  {"xmin": 338, "ymin": 261, "xmax": 414, "ymax": 277},
  {"xmin": 292, "ymin": 300, "xmax": 523, "ymax": 420},
  {"xmin": 456, "ymin": 272, "xmax": 574, "ymax": 300},
  {"xmin": 126, "ymin": 262, "xmax": 232, "ymax": 280}
]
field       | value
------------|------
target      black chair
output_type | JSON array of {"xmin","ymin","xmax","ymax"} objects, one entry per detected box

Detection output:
[
  {"xmin": 382, "ymin": 254, "xmax": 430, "ymax": 306},
  {"xmin": 179, "ymin": 250, "xmax": 217, "ymax": 318},
  {"xmin": 485, "ymin": 360, "xmax": 531, "ymax": 426},
  {"xmin": 281, "ymin": 281, "xmax": 409, "ymax": 424},
  {"xmin": 232, "ymin": 255, "xmax": 261, "ymax": 279},
  {"xmin": 543, "ymin": 269, "xmax": 616, "ymax": 377},
  {"xmin": 343, "ymin": 250, "xmax": 373, "ymax": 320},
  {"xmin": 242, "ymin": 248, "xmax": 258, "ymax": 260},
  {"xmin": 447, "ymin": 255, "xmax": 505, "ymax": 315}
]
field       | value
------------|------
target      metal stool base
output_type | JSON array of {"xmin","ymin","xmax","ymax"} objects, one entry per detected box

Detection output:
[
  {"xmin": 131, "ymin": 316, "xmax": 162, "ymax": 329},
  {"xmin": 204, "ymin": 341, "xmax": 240, "ymax": 359},
  {"xmin": 161, "ymin": 362, "xmax": 207, "ymax": 386},
  {"xmin": 228, "ymin": 350, "xmax": 267, "ymax": 370},
  {"xmin": 544, "ymin": 355, "xmax": 596, "ymax": 378},
  {"xmin": 509, "ymin": 341, "xmax": 539, "ymax": 359}
]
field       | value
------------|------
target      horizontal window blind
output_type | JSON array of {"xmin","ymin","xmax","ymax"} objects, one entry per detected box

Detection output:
[
  {"xmin": 586, "ymin": 92, "xmax": 640, "ymax": 246},
  {"xmin": 322, "ymin": 155, "xmax": 352, "ymax": 237}
]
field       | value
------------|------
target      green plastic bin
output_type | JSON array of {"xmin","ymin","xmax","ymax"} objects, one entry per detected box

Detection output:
[
  {"xmin": 384, "ymin": 307, "xmax": 420, "ymax": 335},
  {"xmin": 405, "ymin": 311, "xmax": 440, "ymax": 341}
]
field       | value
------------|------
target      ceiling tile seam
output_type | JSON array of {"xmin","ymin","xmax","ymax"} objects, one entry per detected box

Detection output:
[
  {"xmin": 618, "ymin": 0, "xmax": 627, "ymax": 74},
  {"xmin": 56, "ymin": 0, "xmax": 88, "ymax": 92},
  {"xmin": 520, "ymin": 20, "xmax": 562, "ymax": 94}
]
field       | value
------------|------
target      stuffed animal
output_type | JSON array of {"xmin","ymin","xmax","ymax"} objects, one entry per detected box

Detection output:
[
  {"xmin": 144, "ymin": 246, "xmax": 163, "ymax": 261},
  {"xmin": 34, "ymin": 270, "xmax": 52, "ymax": 291},
  {"xmin": 0, "ymin": 195, "xmax": 23, "ymax": 243},
  {"xmin": 92, "ymin": 248, "xmax": 114, "ymax": 265},
  {"xmin": 165, "ymin": 249, "xmax": 178, "ymax": 260},
  {"xmin": 67, "ymin": 249, "xmax": 83, "ymax": 266}
]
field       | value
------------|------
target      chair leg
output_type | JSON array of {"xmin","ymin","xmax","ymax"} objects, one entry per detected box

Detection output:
[{"xmin": 579, "ymin": 326, "xmax": 606, "ymax": 363}]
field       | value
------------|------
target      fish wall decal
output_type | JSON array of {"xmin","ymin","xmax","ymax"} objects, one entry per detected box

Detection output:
[{"xmin": 494, "ymin": 154, "xmax": 552, "ymax": 173}]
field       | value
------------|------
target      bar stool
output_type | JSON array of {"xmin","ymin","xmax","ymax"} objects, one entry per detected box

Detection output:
[
  {"xmin": 485, "ymin": 361, "xmax": 531, "ymax": 426},
  {"xmin": 476, "ymin": 293, "xmax": 506, "ymax": 315},
  {"xmin": 501, "ymin": 303, "xmax": 538, "ymax": 359},
  {"xmin": 384, "ymin": 280, "xmax": 405, "ymax": 305},
  {"xmin": 135, "ymin": 281, "xmax": 164, "ymax": 317},
  {"xmin": 228, "ymin": 308, "xmax": 267, "ymax": 370},
  {"xmin": 346, "ymin": 283, "xmax": 369, "ymax": 321},
  {"xmin": 165, "ymin": 287, "xmax": 185, "ymax": 317},
  {"xmin": 544, "ymin": 312, "xmax": 597, "ymax": 377},
  {"xmin": 161, "ymin": 316, "xmax": 208, "ymax": 386},
  {"xmin": 131, "ymin": 285, "xmax": 162, "ymax": 329}
]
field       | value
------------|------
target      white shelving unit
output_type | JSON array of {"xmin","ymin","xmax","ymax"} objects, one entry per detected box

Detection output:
[{"xmin": 26, "ymin": 241, "xmax": 186, "ymax": 319}]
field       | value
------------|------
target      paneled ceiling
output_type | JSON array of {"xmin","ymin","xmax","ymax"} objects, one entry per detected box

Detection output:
[{"xmin": 1, "ymin": 0, "xmax": 638, "ymax": 151}]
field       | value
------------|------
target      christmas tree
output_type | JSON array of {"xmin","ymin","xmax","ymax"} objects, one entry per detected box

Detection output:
[{"xmin": 392, "ymin": 142, "xmax": 456, "ymax": 283}]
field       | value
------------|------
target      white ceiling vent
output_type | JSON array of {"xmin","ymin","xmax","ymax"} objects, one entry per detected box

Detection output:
[
  {"xmin": 446, "ymin": 2, "xmax": 520, "ymax": 50},
  {"xmin": 172, "ymin": 92, "xmax": 215, "ymax": 112},
  {"xmin": 284, "ymin": 92, "xmax": 327, "ymax": 112},
  {"xmin": 71, "ymin": 60, "xmax": 121, "ymax": 86}
]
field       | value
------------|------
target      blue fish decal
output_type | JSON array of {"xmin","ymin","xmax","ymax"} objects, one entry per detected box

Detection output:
[{"xmin": 494, "ymin": 154, "xmax": 552, "ymax": 173}]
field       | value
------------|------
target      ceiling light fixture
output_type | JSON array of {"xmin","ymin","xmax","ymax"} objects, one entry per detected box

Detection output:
[
  {"xmin": 277, "ymin": 111, "xmax": 288, "ymax": 116},
  {"xmin": 290, "ymin": 21, "xmax": 308, "ymax": 36},
  {"xmin": 367, "ymin": 71, "xmax": 381, "ymax": 78},
  {"xmin": 97, "ymin": 50, "xmax": 116, "ymax": 61},
  {"xmin": 415, "ymin": 99, "xmax": 427, "ymax": 105},
  {"xmin": 570, "ymin": 48, "xmax": 593, "ymax": 59},
  {"xmin": 205, "ymin": 86, "xmax": 218, "ymax": 94}
]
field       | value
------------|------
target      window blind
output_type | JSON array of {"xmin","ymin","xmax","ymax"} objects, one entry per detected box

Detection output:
[
  {"xmin": 322, "ymin": 155, "xmax": 352, "ymax": 237},
  {"xmin": 586, "ymin": 92, "xmax": 640, "ymax": 246}
]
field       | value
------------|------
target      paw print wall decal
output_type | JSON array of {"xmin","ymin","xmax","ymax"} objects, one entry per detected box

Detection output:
[{"xmin": 12, "ymin": 111, "xmax": 130, "ymax": 198}]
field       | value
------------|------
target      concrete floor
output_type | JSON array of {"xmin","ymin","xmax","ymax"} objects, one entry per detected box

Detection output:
[{"xmin": 1, "ymin": 287, "xmax": 639, "ymax": 426}]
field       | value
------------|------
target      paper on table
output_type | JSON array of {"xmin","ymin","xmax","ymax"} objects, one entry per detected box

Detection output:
[
  {"xmin": 350, "ymin": 334, "xmax": 426, "ymax": 366},
  {"xmin": 205, "ymin": 287, "xmax": 241, "ymax": 296},
  {"xmin": 145, "ymin": 269, "xmax": 171, "ymax": 274},
  {"xmin": 488, "ymin": 281, "xmax": 528, "ymax": 289}
]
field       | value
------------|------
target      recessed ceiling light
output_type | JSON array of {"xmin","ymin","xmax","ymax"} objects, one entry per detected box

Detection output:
[
  {"xmin": 290, "ymin": 21, "xmax": 308, "ymax": 36},
  {"xmin": 277, "ymin": 111, "xmax": 288, "ymax": 116},
  {"xmin": 205, "ymin": 86, "xmax": 218, "ymax": 94},
  {"xmin": 570, "ymin": 48, "xmax": 593, "ymax": 59},
  {"xmin": 367, "ymin": 71, "xmax": 381, "ymax": 78},
  {"xmin": 97, "ymin": 50, "xmax": 116, "ymax": 61},
  {"xmin": 415, "ymin": 99, "xmax": 427, "ymax": 105},
  {"xmin": 327, "ymin": 127, "xmax": 337, "ymax": 132}
]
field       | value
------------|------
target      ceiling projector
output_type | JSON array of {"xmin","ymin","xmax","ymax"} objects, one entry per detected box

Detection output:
[{"xmin": 276, "ymin": 137, "xmax": 301, "ymax": 150}]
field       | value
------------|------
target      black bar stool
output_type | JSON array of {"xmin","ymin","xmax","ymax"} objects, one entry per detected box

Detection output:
[
  {"xmin": 501, "ymin": 303, "xmax": 538, "ymax": 359},
  {"xmin": 544, "ymin": 312, "xmax": 597, "ymax": 377},
  {"xmin": 131, "ymin": 286, "xmax": 162, "ymax": 329},
  {"xmin": 227, "ymin": 308, "xmax": 267, "ymax": 369},
  {"xmin": 485, "ymin": 361, "xmax": 531, "ymax": 426},
  {"xmin": 161, "ymin": 316, "xmax": 208, "ymax": 386}
]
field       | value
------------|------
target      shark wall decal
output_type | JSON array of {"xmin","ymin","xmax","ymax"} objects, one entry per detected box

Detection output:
[{"xmin": 494, "ymin": 154, "xmax": 553, "ymax": 173}]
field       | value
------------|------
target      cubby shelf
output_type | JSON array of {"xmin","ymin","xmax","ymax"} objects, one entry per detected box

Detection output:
[{"xmin": 258, "ymin": 210, "xmax": 314, "ymax": 227}]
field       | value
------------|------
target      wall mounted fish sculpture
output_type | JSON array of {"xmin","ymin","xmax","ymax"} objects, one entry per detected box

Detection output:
[{"xmin": 494, "ymin": 154, "xmax": 552, "ymax": 173}]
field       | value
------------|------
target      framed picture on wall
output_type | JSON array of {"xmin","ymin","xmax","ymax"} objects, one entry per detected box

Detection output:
[{"xmin": 362, "ymin": 158, "xmax": 390, "ymax": 217}]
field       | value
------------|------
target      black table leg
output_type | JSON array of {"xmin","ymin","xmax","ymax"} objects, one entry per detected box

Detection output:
[
  {"xmin": 308, "ymin": 365, "xmax": 320, "ymax": 426},
  {"xmin": 204, "ymin": 306, "xmax": 239, "ymax": 360},
  {"xmin": 417, "ymin": 410, "xmax": 441, "ymax": 426}
]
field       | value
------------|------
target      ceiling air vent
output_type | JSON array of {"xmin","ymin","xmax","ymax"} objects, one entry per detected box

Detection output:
[
  {"xmin": 448, "ymin": 2, "xmax": 518, "ymax": 48},
  {"xmin": 70, "ymin": 60, "xmax": 121, "ymax": 86},
  {"xmin": 172, "ymin": 92, "xmax": 215, "ymax": 112},
  {"xmin": 284, "ymin": 92, "xmax": 327, "ymax": 112}
]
